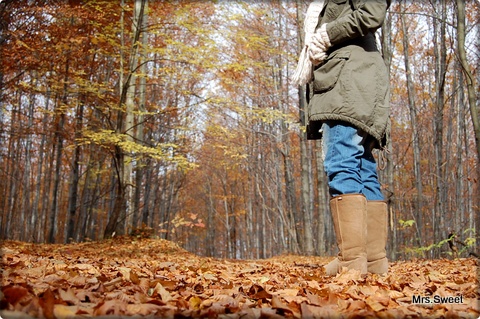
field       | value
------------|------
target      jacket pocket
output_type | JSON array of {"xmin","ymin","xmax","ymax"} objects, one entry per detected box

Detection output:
[{"xmin": 312, "ymin": 50, "xmax": 350, "ymax": 93}]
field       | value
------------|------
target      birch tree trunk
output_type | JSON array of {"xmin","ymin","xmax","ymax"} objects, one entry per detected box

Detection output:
[
  {"xmin": 104, "ymin": 0, "xmax": 147, "ymax": 238},
  {"xmin": 124, "ymin": 0, "xmax": 147, "ymax": 233},
  {"xmin": 133, "ymin": 7, "xmax": 147, "ymax": 227}
]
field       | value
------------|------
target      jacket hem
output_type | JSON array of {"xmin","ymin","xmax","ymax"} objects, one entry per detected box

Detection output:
[{"xmin": 308, "ymin": 113, "xmax": 386, "ymax": 148}]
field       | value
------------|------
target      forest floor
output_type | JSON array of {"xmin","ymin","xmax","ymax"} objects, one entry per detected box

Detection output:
[{"xmin": 1, "ymin": 237, "xmax": 479, "ymax": 319}]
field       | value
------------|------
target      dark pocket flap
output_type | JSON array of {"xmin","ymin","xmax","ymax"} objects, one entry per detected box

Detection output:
[{"xmin": 312, "ymin": 51, "xmax": 350, "ymax": 92}]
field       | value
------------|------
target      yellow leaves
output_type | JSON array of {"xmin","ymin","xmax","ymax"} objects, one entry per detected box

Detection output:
[
  {"xmin": 188, "ymin": 295, "xmax": 202, "ymax": 309},
  {"xmin": 399, "ymin": 219, "xmax": 415, "ymax": 228},
  {"xmin": 248, "ymin": 106, "xmax": 294, "ymax": 125},
  {"xmin": 464, "ymin": 236, "xmax": 476, "ymax": 247},
  {"xmin": 80, "ymin": 129, "xmax": 194, "ymax": 169},
  {"xmin": 15, "ymin": 39, "xmax": 34, "ymax": 51},
  {"xmin": 81, "ymin": 129, "xmax": 119, "ymax": 144}
]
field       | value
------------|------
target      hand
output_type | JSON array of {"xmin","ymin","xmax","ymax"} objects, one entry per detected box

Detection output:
[
  {"xmin": 311, "ymin": 33, "xmax": 328, "ymax": 52},
  {"xmin": 307, "ymin": 23, "xmax": 331, "ymax": 66},
  {"xmin": 308, "ymin": 44, "xmax": 327, "ymax": 66}
]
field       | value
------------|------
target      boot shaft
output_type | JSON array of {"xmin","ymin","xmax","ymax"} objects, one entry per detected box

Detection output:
[
  {"xmin": 366, "ymin": 200, "xmax": 388, "ymax": 274},
  {"xmin": 329, "ymin": 194, "xmax": 367, "ymax": 274}
]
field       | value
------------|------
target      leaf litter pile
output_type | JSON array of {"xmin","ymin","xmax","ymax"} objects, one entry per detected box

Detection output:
[{"xmin": 1, "ymin": 237, "xmax": 479, "ymax": 318}]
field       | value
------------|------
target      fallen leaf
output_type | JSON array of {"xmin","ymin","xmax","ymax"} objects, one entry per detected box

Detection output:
[
  {"xmin": 2, "ymin": 285, "xmax": 30, "ymax": 306},
  {"xmin": 153, "ymin": 282, "xmax": 172, "ymax": 302},
  {"xmin": 38, "ymin": 288, "xmax": 55, "ymax": 319},
  {"xmin": 53, "ymin": 304, "xmax": 78, "ymax": 319},
  {"xmin": 93, "ymin": 299, "xmax": 127, "ymax": 316}
]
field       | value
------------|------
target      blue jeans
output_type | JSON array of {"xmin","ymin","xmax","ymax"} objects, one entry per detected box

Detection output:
[{"xmin": 321, "ymin": 121, "xmax": 384, "ymax": 200}]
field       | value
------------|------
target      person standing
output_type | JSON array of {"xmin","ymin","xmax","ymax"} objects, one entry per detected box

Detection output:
[{"xmin": 293, "ymin": 0, "xmax": 391, "ymax": 276}]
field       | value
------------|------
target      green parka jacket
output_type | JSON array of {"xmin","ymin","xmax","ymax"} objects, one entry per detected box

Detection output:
[{"xmin": 307, "ymin": 0, "xmax": 390, "ymax": 148}]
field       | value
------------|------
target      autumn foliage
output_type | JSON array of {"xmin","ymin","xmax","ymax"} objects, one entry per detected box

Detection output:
[{"xmin": 1, "ymin": 2, "xmax": 479, "ymax": 318}]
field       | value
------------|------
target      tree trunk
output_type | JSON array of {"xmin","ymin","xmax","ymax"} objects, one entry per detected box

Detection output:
[
  {"xmin": 456, "ymin": 0, "xmax": 480, "ymax": 246},
  {"xmin": 314, "ymin": 140, "xmax": 331, "ymax": 255},
  {"xmin": 282, "ymin": 149, "xmax": 301, "ymax": 253},
  {"xmin": 141, "ymin": 159, "xmax": 152, "ymax": 226},
  {"xmin": 33, "ymin": 87, "xmax": 52, "ymax": 243},
  {"xmin": 432, "ymin": 1, "xmax": 447, "ymax": 257},
  {"xmin": 380, "ymin": 8, "xmax": 395, "ymax": 260},
  {"xmin": 48, "ymin": 109, "xmax": 65, "ymax": 243},
  {"xmin": 22, "ymin": 74, "xmax": 37, "ymax": 241},
  {"xmin": 123, "ymin": 0, "xmax": 147, "ymax": 234},
  {"xmin": 300, "ymin": 136, "xmax": 314, "ymax": 255},
  {"xmin": 104, "ymin": 147, "xmax": 126, "ymax": 238},
  {"xmin": 0, "ymin": 0, "xmax": 9, "ymax": 239},
  {"xmin": 205, "ymin": 180, "xmax": 216, "ymax": 257},
  {"xmin": 133, "ymin": 0, "xmax": 148, "ymax": 229},
  {"xmin": 400, "ymin": 6, "xmax": 424, "ymax": 250},
  {"xmin": 294, "ymin": 0, "xmax": 321, "ymax": 256},
  {"xmin": 104, "ymin": 0, "xmax": 147, "ymax": 238},
  {"xmin": 48, "ymin": 42, "xmax": 71, "ymax": 243},
  {"xmin": 66, "ymin": 97, "xmax": 84, "ymax": 242},
  {"xmin": 2, "ymin": 90, "xmax": 20, "ymax": 240},
  {"xmin": 455, "ymin": 67, "xmax": 465, "ymax": 232}
]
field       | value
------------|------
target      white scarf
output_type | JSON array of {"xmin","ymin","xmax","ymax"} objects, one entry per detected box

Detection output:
[{"xmin": 292, "ymin": 0, "xmax": 326, "ymax": 86}]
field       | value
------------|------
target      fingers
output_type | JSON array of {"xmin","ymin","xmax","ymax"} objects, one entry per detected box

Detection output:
[
  {"xmin": 311, "ymin": 33, "xmax": 327, "ymax": 52},
  {"xmin": 308, "ymin": 46, "xmax": 327, "ymax": 65}
]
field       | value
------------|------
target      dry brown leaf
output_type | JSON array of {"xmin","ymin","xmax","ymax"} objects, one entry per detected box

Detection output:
[
  {"xmin": 130, "ymin": 270, "xmax": 140, "ymax": 284},
  {"xmin": 347, "ymin": 299, "xmax": 366, "ymax": 312},
  {"xmin": 38, "ymin": 288, "xmax": 55, "ymax": 319},
  {"xmin": 365, "ymin": 295, "xmax": 387, "ymax": 312},
  {"xmin": 93, "ymin": 299, "xmax": 127, "ymax": 316},
  {"xmin": 301, "ymin": 303, "xmax": 340, "ymax": 319},
  {"xmin": 118, "ymin": 267, "xmax": 132, "ymax": 281},
  {"xmin": 125, "ymin": 303, "xmax": 163, "ymax": 316},
  {"xmin": 247, "ymin": 284, "xmax": 272, "ymax": 300},
  {"xmin": 53, "ymin": 304, "xmax": 78, "ymax": 319},
  {"xmin": 58, "ymin": 288, "xmax": 80, "ymax": 305},
  {"xmin": 2, "ymin": 285, "xmax": 30, "ymax": 306},
  {"xmin": 153, "ymin": 282, "xmax": 173, "ymax": 302}
]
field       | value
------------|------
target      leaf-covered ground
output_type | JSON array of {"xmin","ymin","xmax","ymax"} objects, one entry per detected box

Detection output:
[{"xmin": 1, "ymin": 237, "xmax": 479, "ymax": 319}]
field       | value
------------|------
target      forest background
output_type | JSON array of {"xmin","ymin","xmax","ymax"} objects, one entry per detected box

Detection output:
[{"xmin": 0, "ymin": 0, "xmax": 479, "ymax": 262}]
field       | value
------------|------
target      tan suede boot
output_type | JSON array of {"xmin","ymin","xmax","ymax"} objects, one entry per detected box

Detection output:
[
  {"xmin": 366, "ymin": 200, "xmax": 389, "ymax": 274},
  {"xmin": 324, "ymin": 194, "xmax": 367, "ymax": 276}
]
